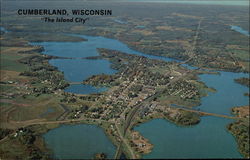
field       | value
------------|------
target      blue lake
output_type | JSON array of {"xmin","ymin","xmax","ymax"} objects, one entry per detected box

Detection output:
[
  {"xmin": 135, "ymin": 117, "xmax": 241, "ymax": 159},
  {"xmin": 197, "ymin": 71, "xmax": 249, "ymax": 115},
  {"xmin": 33, "ymin": 35, "xmax": 178, "ymax": 62},
  {"xmin": 114, "ymin": 19, "xmax": 128, "ymax": 24},
  {"xmin": 231, "ymin": 25, "xmax": 250, "ymax": 36},
  {"xmin": 49, "ymin": 59, "xmax": 116, "ymax": 82},
  {"xmin": 43, "ymin": 124, "xmax": 116, "ymax": 159},
  {"xmin": 49, "ymin": 59, "xmax": 116, "ymax": 94},
  {"xmin": 30, "ymin": 30, "xmax": 248, "ymax": 158},
  {"xmin": 0, "ymin": 26, "xmax": 9, "ymax": 33}
]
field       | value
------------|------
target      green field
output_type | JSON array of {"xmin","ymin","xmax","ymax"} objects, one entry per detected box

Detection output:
[{"xmin": 0, "ymin": 53, "xmax": 28, "ymax": 72}]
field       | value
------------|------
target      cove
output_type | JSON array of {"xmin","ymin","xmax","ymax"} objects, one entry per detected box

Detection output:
[
  {"xmin": 135, "ymin": 117, "xmax": 241, "ymax": 158},
  {"xmin": 196, "ymin": 71, "xmax": 248, "ymax": 115},
  {"xmin": 43, "ymin": 124, "xmax": 116, "ymax": 159},
  {"xmin": 49, "ymin": 59, "xmax": 116, "ymax": 94}
]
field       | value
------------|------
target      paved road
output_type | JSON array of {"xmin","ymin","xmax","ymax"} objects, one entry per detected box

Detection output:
[
  {"xmin": 8, "ymin": 117, "xmax": 109, "ymax": 128},
  {"xmin": 114, "ymin": 123, "xmax": 136, "ymax": 159}
]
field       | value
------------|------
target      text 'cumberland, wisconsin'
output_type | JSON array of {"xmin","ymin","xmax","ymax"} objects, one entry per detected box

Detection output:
[{"xmin": 17, "ymin": 9, "xmax": 112, "ymax": 16}]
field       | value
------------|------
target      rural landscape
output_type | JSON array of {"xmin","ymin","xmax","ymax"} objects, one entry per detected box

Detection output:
[{"xmin": 0, "ymin": 0, "xmax": 249, "ymax": 159}]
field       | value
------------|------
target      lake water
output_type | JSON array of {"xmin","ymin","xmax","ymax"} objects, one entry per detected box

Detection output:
[
  {"xmin": 49, "ymin": 58, "xmax": 116, "ymax": 94},
  {"xmin": 114, "ymin": 19, "xmax": 128, "ymax": 24},
  {"xmin": 135, "ymin": 117, "xmax": 241, "ymax": 158},
  {"xmin": 18, "ymin": 27, "xmax": 249, "ymax": 158},
  {"xmin": 43, "ymin": 124, "xmax": 116, "ymax": 159},
  {"xmin": 231, "ymin": 26, "xmax": 250, "ymax": 36},
  {"xmin": 196, "ymin": 71, "xmax": 249, "ymax": 115},
  {"xmin": 0, "ymin": 26, "xmax": 9, "ymax": 33}
]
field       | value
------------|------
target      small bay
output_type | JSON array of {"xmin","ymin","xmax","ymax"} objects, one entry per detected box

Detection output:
[{"xmin": 43, "ymin": 124, "xmax": 116, "ymax": 159}]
